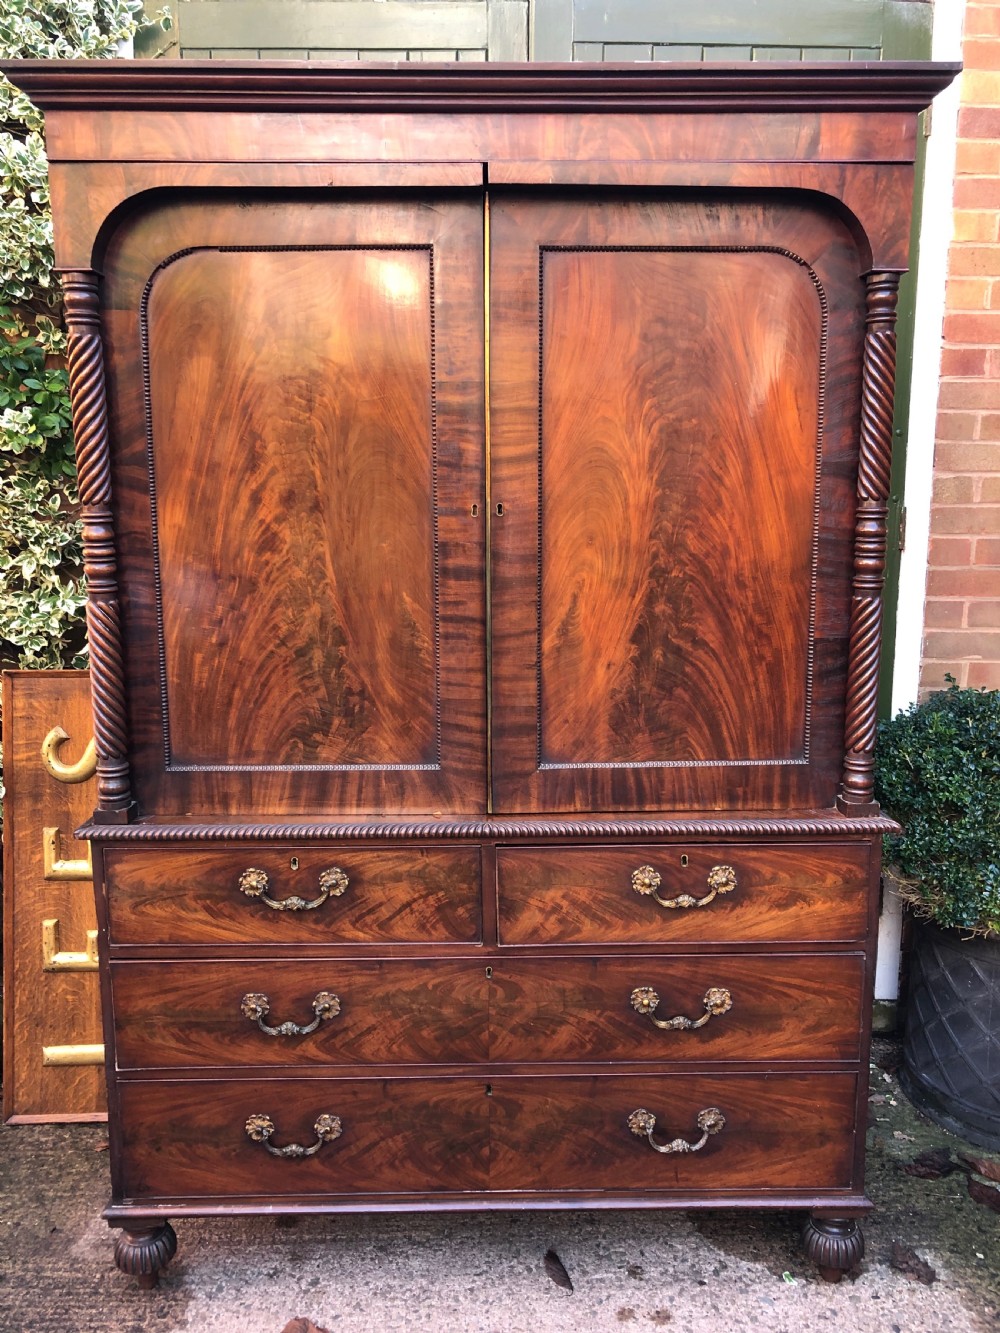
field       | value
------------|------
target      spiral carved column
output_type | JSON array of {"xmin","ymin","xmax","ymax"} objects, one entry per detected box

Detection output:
[
  {"xmin": 61, "ymin": 269, "xmax": 135, "ymax": 822},
  {"xmin": 837, "ymin": 271, "xmax": 899, "ymax": 815}
]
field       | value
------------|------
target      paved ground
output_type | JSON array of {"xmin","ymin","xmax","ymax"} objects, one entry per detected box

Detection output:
[{"xmin": 2, "ymin": 1043, "xmax": 998, "ymax": 1333}]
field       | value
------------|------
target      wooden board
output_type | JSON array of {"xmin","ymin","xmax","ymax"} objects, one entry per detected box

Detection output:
[{"xmin": 2, "ymin": 670, "xmax": 106, "ymax": 1122}]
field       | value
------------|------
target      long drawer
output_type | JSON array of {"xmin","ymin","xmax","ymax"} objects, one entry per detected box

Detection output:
[
  {"xmin": 111, "ymin": 959, "xmax": 489, "ymax": 1068},
  {"xmin": 488, "ymin": 1072, "xmax": 859, "ymax": 1192},
  {"xmin": 116, "ymin": 1072, "xmax": 858, "ymax": 1200},
  {"xmin": 488, "ymin": 953, "xmax": 864, "ymax": 1064},
  {"xmin": 496, "ymin": 843, "xmax": 870, "ymax": 945},
  {"xmin": 104, "ymin": 846, "xmax": 482, "ymax": 945},
  {"xmin": 110, "ymin": 951, "xmax": 862, "ymax": 1071},
  {"xmin": 117, "ymin": 1077, "xmax": 489, "ymax": 1198}
]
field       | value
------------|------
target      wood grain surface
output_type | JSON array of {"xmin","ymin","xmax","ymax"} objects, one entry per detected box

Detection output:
[
  {"xmin": 104, "ymin": 846, "xmax": 482, "ymax": 945},
  {"xmin": 488, "ymin": 1072, "xmax": 859, "ymax": 1191},
  {"xmin": 6, "ymin": 60, "xmax": 939, "ymax": 1239},
  {"xmin": 2, "ymin": 671, "xmax": 106, "ymax": 1120},
  {"xmin": 536, "ymin": 245, "xmax": 817, "ymax": 767},
  {"xmin": 496, "ymin": 843, "xmax": 869, "ymax": 945},
  {"xmin": 489, "ymin": 194, "xmax": 865, "ymax": 814},
  {"xmin": 102, "ymin": 194, "xmax": 486, "ymax": 816},
  {"xmin": 487, "ymin": 953, "xmax": 864, "ymax": 1064},
  {"xmin": 147, "ymin": 246, "xmax": 438, "ymax": 770},
  {"xmin": 118, "ymin": 1077, "xmax": 490, "ymax": 1197},
  {"xmin": 112, "ymin": 958, "xmax": 489, "ymax": 1068}
]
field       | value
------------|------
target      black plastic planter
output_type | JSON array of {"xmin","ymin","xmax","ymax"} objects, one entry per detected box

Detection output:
[{"xmin": 900, "ymin": 919, "xmax": 1000, "ymax": 1151}]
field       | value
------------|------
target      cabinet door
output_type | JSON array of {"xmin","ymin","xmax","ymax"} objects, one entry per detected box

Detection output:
[
  {"xmin": 103, "ymin": 193, "xmax": 486, "ymax": 816},
  {"xmin": 489, "ymin": 194, "xmax": 864, "ymax": 813}
]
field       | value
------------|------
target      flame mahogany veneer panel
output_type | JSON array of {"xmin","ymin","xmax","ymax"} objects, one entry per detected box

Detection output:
[
  {"xmin": 104, "ymin": 846, "xmax": 482, "ymax": 945},
  {"xmin": 496, "ymin": 843, "xmax": 869, "ymax": 945},
  {"xmin": 487, "ymin": 953, "xmax": 864, "ymax": 1064},
  {"xmin": 110, "ymin": 951, "xmax": 861, "ymax": 1071},
  {"xmin": 146, "ymin": 247, "xmax": 438, "ymax": 770},
  {"xmin": 101, "ymin": 195, "xmax": 487, "ymax": 816},
  {"xmin": 117, "ymin": 1072, "xmax": 856, "ymax": 1200},
  {"xmin": 118, "ymin": 1077, "xmax": 491, "ymax": 1198},
  {"xmin": 488, "ymin": 1072, "xmax": 859, "ymax": 1192},
  {"xmin": 112, "ymin": 958, "xmax": 490, "ymax": 1069},
  {"xmin": 489, "ymin": 195, "xmax": 864, "ymax": 813},
  {"xmin": 537, "ymin": 247, "xmax": 817, "ymax": 766}
]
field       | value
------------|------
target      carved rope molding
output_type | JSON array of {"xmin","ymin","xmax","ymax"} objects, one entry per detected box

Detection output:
[
  {"xmin": 61, "ymin": 269, "xmax": 135, "ymax": 821},
  {"xmin": 76, "ymin": 814, "xmax": 901, "ymax": 841},
  {"xmin": 838, "ymin": 271, "xmax": 899, "ymax": 815}
]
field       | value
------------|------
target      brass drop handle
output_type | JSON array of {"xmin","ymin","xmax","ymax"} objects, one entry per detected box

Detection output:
[
  {"xmin": 627, "ymin": 1107, "xmax": 725, "ymax": 1154},
  {"xmin": 631, "ymin": 863, "xmax": 736, "ymax": 910},
  {"xmin": 40, "ymin": 726, "xmax": 97, "ymax": 784},
  {"xmin": 245, "ymin": 1113, "xmax": 342, "ymax": 1159},
  {"xmin": 238, "ymin": 866, "xmax": 348, "ymax": 912},
  {"xmin": 241, "ymin": 991, "xmax": 341, "ymax": 1037},
  {"xmin": 630, "ymin": 986, "xmax": 733, "ymax": 1031}
]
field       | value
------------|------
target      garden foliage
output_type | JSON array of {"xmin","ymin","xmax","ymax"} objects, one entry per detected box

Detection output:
[
  {"xmin": 875, "ymin": 681, "xmax": 1000, "ymax": 937},
  {"xmin": 0, "ymin": 2, "xmax": 147, "ymax": 670}
]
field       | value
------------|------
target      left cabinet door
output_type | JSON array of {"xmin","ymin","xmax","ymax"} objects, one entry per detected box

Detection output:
[{"xmin": 102, "ymin": 193, "xmax": 487, "ymax": 816}]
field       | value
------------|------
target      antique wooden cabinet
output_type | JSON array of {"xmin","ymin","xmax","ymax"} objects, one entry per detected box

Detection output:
[{"xmin": 5, "ymin": 59, "xmax": 957, "ymax": 1287}]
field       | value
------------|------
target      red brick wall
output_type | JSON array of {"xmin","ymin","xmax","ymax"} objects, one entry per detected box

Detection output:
[{"xmin": 922, "ymin": 0, "xmax": 1000, "ymax": 692}]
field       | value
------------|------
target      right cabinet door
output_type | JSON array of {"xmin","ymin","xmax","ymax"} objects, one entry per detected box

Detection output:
[{"xmin": 489, "ymin": 194, "xmax": 865, "ymax": 814}]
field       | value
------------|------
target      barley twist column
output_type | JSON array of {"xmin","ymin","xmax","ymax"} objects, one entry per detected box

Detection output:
[
  {"xmin": 837, "ymin": 271, "xmax": 900, "ymax": 815},
  {"xmin": 61, "ymin": 268, "xmax": 135, "ymax": 821}
]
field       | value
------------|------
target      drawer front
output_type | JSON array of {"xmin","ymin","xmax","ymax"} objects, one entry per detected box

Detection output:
[
  {"xmin": 112, "ymin": 959, "xmax": 490, "ymax": 1069},
  {"xmin": 496, "ymin": 844, "xmax": 870, "ymax": 945},
  {"xmin": 118, "ymin": 1077, "xmax": 489, "ymax": 1199},
  {"xmin": 489, "ymin": 954, "xmax": 864, "ymax": 1064},
  {"xmin": 489, "ymin": 1072, "xmax": 858, "ymax": 1192},
  {"xmin": 105, "ymin": 846, "xmax": 482, "ymax": 944}
]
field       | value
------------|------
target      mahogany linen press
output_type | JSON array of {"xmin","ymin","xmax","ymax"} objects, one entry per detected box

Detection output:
[{"xmin": 3, "ymin": 59, "xmax": 957, "ymax": 1286}]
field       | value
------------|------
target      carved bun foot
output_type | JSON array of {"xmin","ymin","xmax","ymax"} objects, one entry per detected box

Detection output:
[
  {"xmin": 113, "ymin": 1221, "xmax": 177, "ymax": 1289},
  {"xmin": 802, "ymin": 1215, "xmax": 864, "ymax": 1283}
]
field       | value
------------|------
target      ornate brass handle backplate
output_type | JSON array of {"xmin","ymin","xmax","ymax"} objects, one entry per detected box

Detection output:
[
  {"xmin": 627, "ymin": 1106, "xmax": 725, "ymax": 1154},
  {"xmin": 238, "ymin": 866, "xmax": 348, "ymax": 912},
  {"xmin": 631, "ymin": 863, "xmax": 737, "ymax": 910},
  {"xmin": 241, "ymin": 991, "xmax": 341, "ymax": 1037},
  {"xmin": 630, "ymin": 986, "xmax": 733, "ymax": 1031},
  {"xmin": 245, "ymin": 1113, "xmax": 342, "ymax": 1158}
]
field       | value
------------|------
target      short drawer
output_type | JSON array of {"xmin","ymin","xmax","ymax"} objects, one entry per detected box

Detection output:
[
  {"xmin": 496, "ymin": 843, "xmax": 870, "ymax": 945},
  {"xmin": 111, "ymin": 959, "xmax": 489, "ymax": 1069},
  {"xmin": 488, "ymin": 954, "xmax": 865, "ymax": 1064},
  {"xmin": 118, "ymin": 1077, "xmax": 489, "ymax": 1200},
  {"xmin": 489, "ymin": 1072, "xmax": 858, "ymax": 1192},
  {"xmin": 104, "ymin": 846, "xmax": 481, "ymax": 945}
]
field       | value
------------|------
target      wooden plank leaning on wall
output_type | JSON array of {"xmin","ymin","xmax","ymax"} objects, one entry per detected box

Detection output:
[{"xmin": 2, "ymin": 670, "xmax": 106, "ymax": 1122}]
